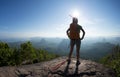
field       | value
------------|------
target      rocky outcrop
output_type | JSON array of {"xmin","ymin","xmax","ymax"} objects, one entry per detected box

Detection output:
[{"xmin": 0, "ymin": 57, "xmax": 116, "ymax": 77}]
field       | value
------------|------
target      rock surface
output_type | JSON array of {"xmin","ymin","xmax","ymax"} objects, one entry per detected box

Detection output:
[{"xmin": 0, "ymin": 57, "xmax": 116, "ymax": 77}]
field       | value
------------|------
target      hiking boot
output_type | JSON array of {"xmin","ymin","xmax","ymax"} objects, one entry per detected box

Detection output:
[
  {"xmin": 76, "ymin": 60, "xmax": 81, "ymax": 66},
  {"xmin": 67, "ymin": 59, "xmax": 71, "ymax": 65}
]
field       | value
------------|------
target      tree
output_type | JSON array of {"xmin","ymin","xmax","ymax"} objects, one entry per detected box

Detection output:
[
  {"xmin": 0, "ymin": 41, "xmax": 59, "ymax": 66},
  {"xmin": 20, "ymin": 41, "xmax": 37, "ymax": 62},
  {"xmin": 0, "ymin": 42, "xmax": 14, "ymax": 66}
]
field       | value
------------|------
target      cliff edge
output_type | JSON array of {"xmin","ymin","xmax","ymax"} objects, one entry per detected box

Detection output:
[{"xmin": 0, "ymin": 57, "xmax": 115, "ymax": 77}]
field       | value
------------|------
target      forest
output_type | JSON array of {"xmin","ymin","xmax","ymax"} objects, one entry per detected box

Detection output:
[{"xmin": 0, "ymin": 41, "xmax": 59, "ymax": 66}]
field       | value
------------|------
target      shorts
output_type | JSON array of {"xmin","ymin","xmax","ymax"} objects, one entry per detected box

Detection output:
[{"xmin": 70, "ymin": 39, "xmax": 81, "ymax": 47}]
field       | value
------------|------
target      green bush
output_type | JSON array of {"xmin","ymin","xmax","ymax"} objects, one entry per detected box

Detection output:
[
  {"xmin": 100, "ymin": 45, "xmax": 120, "ymax": 77},
  {"xmin": 0, "ymin": 41, "xmax": 59, "ymax": 66},
  {"xmin": 20, "ymin": 41, "xmax": 37, "ymax": 61}
]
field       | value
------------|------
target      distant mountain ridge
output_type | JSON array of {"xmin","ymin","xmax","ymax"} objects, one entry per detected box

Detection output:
[{"xmin": 2, "ymin": 37, "xmax": 120, "ymax": 61}]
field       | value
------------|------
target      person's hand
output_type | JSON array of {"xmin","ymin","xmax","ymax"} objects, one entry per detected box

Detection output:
[
  {"xmin": 68, "ymin": 35, "xmax": 71, "ymax": 39},
  {"xmin": 67, "ymin": 34, "xmax": 70, "ymax": 39}
]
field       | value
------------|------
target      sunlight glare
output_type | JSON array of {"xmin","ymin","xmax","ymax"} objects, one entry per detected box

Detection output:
[{"xmin": 71, "ymin": 10, "xmax": 80, "ymax": 18}]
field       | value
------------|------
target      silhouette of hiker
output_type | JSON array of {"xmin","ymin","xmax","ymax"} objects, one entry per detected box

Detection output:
[{"xmin": 66, "ymin": 17, "xmax": 85, "ymax": 65}]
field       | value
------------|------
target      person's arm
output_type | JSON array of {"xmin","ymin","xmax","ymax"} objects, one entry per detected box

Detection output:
[
  {"xmin": 80, "ymin": 27, "xmax": 85, "ymax": 40},
  {"xmin": 66, "ymin": 28, "xmax": 70, "ymax": 38}
]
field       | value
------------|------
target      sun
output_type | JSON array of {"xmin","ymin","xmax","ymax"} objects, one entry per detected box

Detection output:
[{"xmin": 71, "ymin": 10, "xmax": 80, "ymax": 18}]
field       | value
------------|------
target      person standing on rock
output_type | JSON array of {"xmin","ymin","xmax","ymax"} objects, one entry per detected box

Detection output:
[{"xmin": 66, "ymin": 17, "xmax": 85, "ymax": 65}]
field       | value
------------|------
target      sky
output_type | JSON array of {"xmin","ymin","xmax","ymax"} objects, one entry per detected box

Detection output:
[{"xmin": 0, "ymin": 0, "xmax": 120, "ymax": 38}]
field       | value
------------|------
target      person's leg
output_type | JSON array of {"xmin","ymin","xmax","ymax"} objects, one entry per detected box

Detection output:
[
  {"xmin": 68, "ymin": 40, "xmax": 74, "ymax": 60},
  {"xmin": 76, "ymin": 46, "xmax": 80, "ymax": 61},
  {"xmin": 76, "ymin": 39, "xmax": 81, "ymax": 65},
  {"xmin": 76, "ymin": 40, "xmax": 81, "ymax": 61},
  {"xmin": 67, "ymin": 40, "xmax": 74, "ymax": 65}
]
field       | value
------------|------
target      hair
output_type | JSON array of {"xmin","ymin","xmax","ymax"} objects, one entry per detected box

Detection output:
[{"xmin": 72, "ymin": 17, "xmax": 78, "ymax": 23}]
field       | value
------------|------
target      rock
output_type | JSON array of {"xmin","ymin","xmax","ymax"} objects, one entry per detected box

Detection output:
[
  {"xmin": 0, "ymin": 57, "xmax": 116, "ymax": 77},
  {"xmin": 15, "ymin": 68, "xmax": 30, "ymax": 77}
]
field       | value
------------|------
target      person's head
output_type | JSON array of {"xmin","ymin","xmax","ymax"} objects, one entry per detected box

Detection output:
[{"xmin": 72, "ymin": 17, "xmax": 78, "ymax": 24}]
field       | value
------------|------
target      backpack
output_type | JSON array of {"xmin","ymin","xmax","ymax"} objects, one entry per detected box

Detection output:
[{"xmin": 69, "ymin": 23, "xmax": 81, "ymax": 39}]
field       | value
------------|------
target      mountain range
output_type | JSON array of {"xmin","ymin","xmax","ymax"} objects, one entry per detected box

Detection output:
[{"xmin": 1, "ymin": 36, "xmax": 120, "ymax": 61}]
